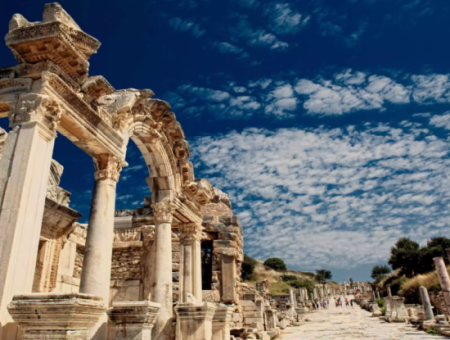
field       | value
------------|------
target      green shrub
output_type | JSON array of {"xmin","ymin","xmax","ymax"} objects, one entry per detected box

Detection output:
[
  {"xmin": 264, "ymin": 258, "xmax": 287, "ymax": 271},
  {"xmin": 303, "ymin": 272, "xmax": 315, "ymax": 277},
  {"xmin": 241, "ymin": 254, "xmax": 257, "ymax": 281},
  {"xmin": 281, "ymin": 275, "xmax": 297, "ymax": 282},
  {"xmin": 375, "ymin": 298, "xmax": 385, "ymax": 309},
  {"xmin": 288, "ymin": 279, "xmax": 315, "ymax": 292}
]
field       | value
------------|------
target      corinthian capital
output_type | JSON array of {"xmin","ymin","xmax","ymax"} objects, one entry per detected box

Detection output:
[
  {"xmin": 152, "ymin": 201, "xmax": 175, "ymax": 224},
  {"xmin": 179, "ymin": 223, "xmax": 202, "ymax": 241},
  {"xmin": 93, "ymin": 154, "xmax": 122, "ymax": 182},
  {"xmin": 13, "ymin": 93, "xmax": 61, "ymax": 135}
]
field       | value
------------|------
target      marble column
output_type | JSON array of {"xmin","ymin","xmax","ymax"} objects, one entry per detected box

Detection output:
[
  {"xmin": 419, "ymin": 286, "xmax": 434, "ymax": 321},
  {"xmin": 433, "ymin": 257, "xmax": 450, "ymax": 314},
  {"xmin": 387, "ymin": 286, "xmax": 392, "ymax": 298},
  {"xmin": 79, "ymin": 154, "xmax": 122, "ymax": 340},
  {"xmin": 151, "ymin": 201, "xmax": 175, "ymax": 340},
  {"xmin": 376, "ymin": 291, "xmax": 380, "ymax": 299},
  {"xmin": 179, "ymin": 223, "xmax": 203, "ymax": 303},
  {"xmin": 0, "ymin": 94, "xmax": 60, "ymax": 339}
]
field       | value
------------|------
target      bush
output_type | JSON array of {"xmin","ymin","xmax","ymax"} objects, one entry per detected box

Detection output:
[
  {"xmin": 303, "ymin": 272, "xmax": 315, "ymax": 278},
  {"xmin": 281, "ymin": 275, "xmax": 297, "ymax": 282},
  {"xmin": 375, "ymin": 298, "xmax": 385, "ymax": 309},
  {"xmin": 241, "ymin": 254, "xmax": 257, "ymax": 281},
  {"xmin": 264, "ymin": 258, "xmax": 287, "ymax": 271},
  {"xmin": 289, "ymin": 279, "xmax": 315, "ymax": 292}
]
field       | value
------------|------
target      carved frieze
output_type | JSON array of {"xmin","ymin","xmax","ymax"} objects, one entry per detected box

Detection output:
[{"xmin": 0, "ymin": 78, "xmax": 32, "ymax": 95}]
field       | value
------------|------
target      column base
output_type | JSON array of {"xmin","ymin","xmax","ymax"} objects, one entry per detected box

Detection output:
[
  {"xmin": 107, "ymin": 300, "xmax": 161, "ymax": 340},
  {"xmin": 7, "ymin": 293, "xmax": 106, "ymax": 340},
  {"xmin": 175, "ymin": 302, "xmax": 216, "ymax": 340},
  {"xmin": 212, "ymin": 306, "xmax": 232, "ymax": 340}
]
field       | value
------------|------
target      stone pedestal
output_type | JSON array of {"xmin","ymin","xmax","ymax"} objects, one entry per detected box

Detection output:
[
  {"xmin": 7, "ymin": 293, "xmax": 106, "ymax": 339},
  {"xmin": 386, "ymin": 297, "xmax": 409, "ymax": 322},
  {"xmin": 384, "ymin": 297, "xmax": 392, "ymax": 320},
  {"xmin": 175, "ymin": 303, "xmax": 216, "ymax": 340},
  {"xmin": 107, "ymin": 301, "xmax": 161, "ymax": 340},
  {"xmin": 212, "ymin": 306, "xmax": 232, "ymax": 340}
]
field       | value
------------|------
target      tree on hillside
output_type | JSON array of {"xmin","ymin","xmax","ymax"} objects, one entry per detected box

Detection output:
[
  {"xmin": 417, "ymin": 237, "xmax": 450, "ymax": 274},
  {"xmin": 264, "ymin": 258, "xmax": 287, "ymax": 271},
  {"xmin": 371, "ymin": 265, "xmax": 391, "ymax": 279},
  {"xmin": 388, "ymin": 237, "xmax": 420, "ymax": 277},
  {"xmin": 242, "ymin": 254, "xmax": 257, "ymax": 281},
  {"xmin": 315, "ymin": 269, "xmax": 332, "ymax": 284}
]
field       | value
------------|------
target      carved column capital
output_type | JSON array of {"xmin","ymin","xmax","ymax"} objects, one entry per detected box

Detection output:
[
  {"xmin": 93, "ymin": 154, "xmax": 122, "ymax": 182},
  {"xmin": 13, "ymin": 93, "xmax": 61, "ymax": 137},
  {"xmin": 151, "ymin": 201, "xmax": 175, "ymax": 224},
  {"xmin": 179, "ymin": 222, "xmax": 202, "ymax": 241}
]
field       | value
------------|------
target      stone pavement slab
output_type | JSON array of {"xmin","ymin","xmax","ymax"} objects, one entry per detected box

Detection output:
[{"xmin": 283, "ymin": 295, "xmax": 447, "ymax": 339}]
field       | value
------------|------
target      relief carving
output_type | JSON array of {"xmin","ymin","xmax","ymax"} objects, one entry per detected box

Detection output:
[{"xmin": 13, "ymin": 93, "xmax": 61, "ymax": 133}]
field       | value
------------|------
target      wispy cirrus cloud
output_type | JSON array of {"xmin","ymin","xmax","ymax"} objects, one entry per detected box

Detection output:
[
  {"xmin": 168, "ymin": 17, "xmax": 205, "ymax": 37},
  {"xmin": 190, "ymin": 121, "xmax": 450, "ymax": 270},
  {"xmin": 265, "ymin": 2, "xmax": 310, "ymax": 35}
]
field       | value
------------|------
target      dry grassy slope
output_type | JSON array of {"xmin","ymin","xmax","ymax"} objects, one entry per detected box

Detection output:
[{"xmin": 246, "ymin": 260, "xmax": 340, "ymax": 295}]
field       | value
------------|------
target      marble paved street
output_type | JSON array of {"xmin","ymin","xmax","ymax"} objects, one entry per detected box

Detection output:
[{"xmin": 283, "ymin": 296, "xmax": 447, "ymax": 340}]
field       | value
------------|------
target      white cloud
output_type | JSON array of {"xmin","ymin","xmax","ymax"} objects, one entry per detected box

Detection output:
[
  {"xmin": 191, "ymin": 123, "xmax": 450, "ymax": 270},
  {"xmin": 212, "ymin": 42, "xmax": 248, "ymax": 58},
  {"xmin": 265, "ymin": 3, "xmax": 310, "ymax": 34},
  {"xmin": 429, "ymin": 112, "xmax": 450, "ymax": 130},
  {"xmin": 230, "ymin": 14, "xmax": 289, "ymax": 50},
  {"xmin": 169, "ymin": 17, "xmax": 205, "ymax": 37}
]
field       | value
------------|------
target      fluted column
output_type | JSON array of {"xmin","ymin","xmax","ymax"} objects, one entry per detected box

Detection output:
[
  {"xmin": 179, "ymin": 223, "xmax": 203, "ymax": 303},
  {"xmin": 0, "ymin": 94, "xmax": 60, "ymax": 339},
  {"xmin": 79, "ymin": 154, "xmax": 122, "ymax": 340},
  {"xmin": 151, "ymin": 201, "xmax": 175, "ymax": 340}
]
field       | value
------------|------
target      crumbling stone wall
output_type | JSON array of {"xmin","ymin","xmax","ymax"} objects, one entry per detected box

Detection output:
[{"xmin": 111, "ymin": 247, "xmax": 142, "ymax": 280}]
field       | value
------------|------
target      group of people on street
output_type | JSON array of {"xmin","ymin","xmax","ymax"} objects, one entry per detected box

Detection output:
[
  {"xmin": 311, "ymin": 296, "xmax": 354, "ymax": 309},
  {"xmin": 335, "ymin": 297, "xmax": 354, "ymax": 307}
]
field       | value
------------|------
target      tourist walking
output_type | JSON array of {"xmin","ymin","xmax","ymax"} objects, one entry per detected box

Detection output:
[{"xmin": 350, "ymin": 299, "xmax": 354, "ymax": 308}]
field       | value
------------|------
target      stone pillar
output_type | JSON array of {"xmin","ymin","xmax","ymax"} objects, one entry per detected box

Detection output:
[
  {"xmin": 151, "ymin": 201, "xmax": 175, "ymax": 340},
  {"xmin": 0, "ymin": 94, "xmax": 60, "ymax": 339},
  {"xmin": 376, "ymin": 291, "xmax": 380, "ymax": 299},
  {"xmin": 179, "ymin": 223, "xmax": 203, "ymax": 303},
  {"xmin": 372, "ymin": 291, "xmax": 376, "ymax": 301},
  {"xmin": 212, "ymin": 306, "xmax": 233, "ymax": 340},
  {"xmin": 419, "ymin": 286, "xmax": 434, "ymax": 321},
  {"xmin": 433, "ymin": 257, "xmax": 450, "ymax": 314},
  {"xmin": 142, "ymin": 226, "xmax": 156, "ymax": 300},
  {"xmin": 79, "ymin": 154, "xmax": 121, "ymax": 339}
]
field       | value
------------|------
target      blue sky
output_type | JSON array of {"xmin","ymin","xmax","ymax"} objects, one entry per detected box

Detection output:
[{"xmin": 2, "ymin": 0, "xmax": 450, "ymax": 282}]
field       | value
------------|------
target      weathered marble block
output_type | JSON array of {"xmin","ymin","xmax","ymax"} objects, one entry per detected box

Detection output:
[
  {"xmin": 107, "ymin": 300, "xmax": 161, "ymax": 340},
  {"xmin": 7, "ymin": 293, "xmax": 106, "ymax": 339},
  {"xmin": 175, "ymin": 302, "xmax": 216, "ymax": 340}
]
